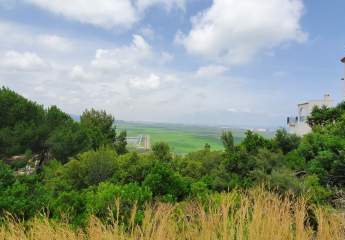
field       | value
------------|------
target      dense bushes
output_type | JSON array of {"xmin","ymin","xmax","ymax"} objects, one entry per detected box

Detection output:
[
  {"xmin": 86, "ymin": 182, "xmax": 152, "ymax": 223},
  {"xmin": 0, "ymin": 161, "xmax": 47, "ymax": 219},
  {"xmin": 143, "ymin": 164, "xmax": 190, "ymax": 202}
]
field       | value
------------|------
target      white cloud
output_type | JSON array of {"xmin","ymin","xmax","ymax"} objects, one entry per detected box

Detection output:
[
  {"xmin": 226, "ymin": 108, "xmax": 239, "ymax": 113},
  {"xmin": 0, "ymin": 21, "xmax": 76, "ymax": 54},
  {"xmin": 0, "ymin": 50, "xmax": 48, "ymax": 72},
  {"xmin": 69, "ymin": 65, "xmax": 91, "ymax": 80},
  {"xmin": 139, "ymin": 25, "xmax": 155, "ymax": 39},
  {"xmin": 26, "ymin": 0, "xmax": 138, "ymax": 29},
  {"xmin": 33, "ymin": 85, "xmax": 45, "ymax": 92},
  {"xmin": 37, "ymin": 34, "xmax": 73, "ymax": 52},
  {"xmin": 160, "ymin": 51, "xmax": 174, "ymax": 63},
  {"xmin": 136, "ymin": 0, "xmax": 185, "ymax": 12},
  {"xmin": 226, "ymin": 107, "xmax": 252, "ymax": 113},
  {"xmin": 178, "ymin": 0, "xmax": 307, "ymax": 65},
  {"xmin": 91, "ymin": 35, "xmax": 152, "ymax": 71},
  {"xmin": 132, "ymin": 34, "xmax": 151, "ymax": 51},
  {"xmin": 25, "ymin": 0, "xmax": 185, "ymax": 29},
  {"xmin": 196, "ymin": 64, "xmax": 227, "ymax": 78},
  {"xmin": 0, "ymin": 21, "xmax": 28, "ymax": 46},
  {"xmin": 129, "ymin": 73, "xmax": 161, "ymax": 90}
]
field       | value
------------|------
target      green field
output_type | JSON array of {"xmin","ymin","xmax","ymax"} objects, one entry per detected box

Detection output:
[{"xmin": 118, "ymin": 121, "xmax": 274, "ymax": 154}]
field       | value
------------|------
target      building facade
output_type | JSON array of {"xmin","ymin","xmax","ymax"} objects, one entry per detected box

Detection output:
[{"xmin": 287, "ymin": 94, "xmax": 334, "ymax": 136}]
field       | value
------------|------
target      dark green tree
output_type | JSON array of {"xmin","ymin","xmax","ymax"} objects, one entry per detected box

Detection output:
[
  {"xmin": 274, "ymin": 129, "xmax": 300, "ymax": 154},
  {"xmin": 152, "ymin": 142, "xmax": 172, "ymax": 162},
  {"xmin": 0, "ymin": 87, "xmax": 46, "ymax": 157},
  {"xmin": 0, "ymin": 161, "xmax": 15, "ymax": 189},
  {"xmin": 114, "ymin": 130, "xmax": 128, "ymax": 155},
  {"xmin": 221, "ymin": 131, "xmax": 234, "ymax": 154},
  {"xmin": 204, "ymin": 143, "xmax": 211, "ymax": 152},
  {"xmin": 0, "ymin": 87, "xmax": 45, "ymax": 129},
  {"xmin": 241, "ymin": 131, "xmax": 271, "ymax": 153},
  {"xmin": 117, "ymin": 152, "xmax": 152, "ymax": 183},
  {"xmin": 80, "ymin": 109, "xmax": 116, "ymax": 149},
  {"xmin": 63, "ymin": 147, "xmax": 119, "ymax": 188},
  {"xmin": 143, "ymin": 164, "xmax": 189, "ymax": 201},
  {"xmin": 46, "ymin": 122, "xmax": 91, "ymax": 163}
]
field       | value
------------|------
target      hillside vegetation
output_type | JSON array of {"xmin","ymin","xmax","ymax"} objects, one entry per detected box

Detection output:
[{"xmin": 1, "ymin": 87, "xmax": 345, "ymax": 238}]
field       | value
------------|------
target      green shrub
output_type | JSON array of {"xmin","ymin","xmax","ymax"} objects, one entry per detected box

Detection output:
[
  {"xmin": 143, "ymin": 164, "xmax": 190, "ymax": 201},
  {"xmin": 85, "ymin": 182, "xmax": 152, "ymax": 223}
]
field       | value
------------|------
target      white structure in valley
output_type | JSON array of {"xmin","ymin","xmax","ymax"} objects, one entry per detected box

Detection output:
[{"xmin": 126, "ymin": 135, "xmax": 150, "ymax": 151}]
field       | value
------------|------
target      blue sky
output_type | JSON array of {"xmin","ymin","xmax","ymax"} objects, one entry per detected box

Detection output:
[{"xmin": 0, "ymin": 0, "xmax": 344, "ymax": 128}]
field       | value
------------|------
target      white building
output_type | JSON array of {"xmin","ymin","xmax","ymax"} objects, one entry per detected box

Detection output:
[
  {"xmin": 287, "ymin": 56, "xmax": 345, "ymax": 136},
  {"xmin": 287, "ymin": 94, "xmax": 334, "ymax": 136}
]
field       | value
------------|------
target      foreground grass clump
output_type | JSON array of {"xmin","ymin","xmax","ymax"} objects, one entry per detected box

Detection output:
[{"xmin": 1, "ymin": 189, "xmax": 344, "ymax": 240}]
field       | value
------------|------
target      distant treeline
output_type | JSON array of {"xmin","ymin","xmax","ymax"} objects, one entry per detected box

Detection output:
[{"xmin": 0, "ymin": 87, "xmax": 345, "ymax": 226}]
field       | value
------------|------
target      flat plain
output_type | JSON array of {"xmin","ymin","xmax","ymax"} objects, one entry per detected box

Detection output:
[{"xmin": 118, "ymin": 121, "xmax": 274, "ymax": 154}]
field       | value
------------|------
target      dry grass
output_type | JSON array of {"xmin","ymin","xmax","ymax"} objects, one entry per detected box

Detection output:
[{"xmin": 1, "ymin": 189, "xmax": 344, "ymax": 240}]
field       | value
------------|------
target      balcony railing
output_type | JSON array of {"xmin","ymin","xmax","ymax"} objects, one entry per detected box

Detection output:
[
  {"xmin": 287, "ymin": 116, "xmax": 309, "ymax": 125},
  {"xmin": 287, "ymin": 116, "xmax": 298, "ymax": 125}
]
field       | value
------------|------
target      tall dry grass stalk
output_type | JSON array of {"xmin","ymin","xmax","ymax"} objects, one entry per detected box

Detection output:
[{"xmin": 0, "ymin": 189, "xmax": 344, "ymax": 240}]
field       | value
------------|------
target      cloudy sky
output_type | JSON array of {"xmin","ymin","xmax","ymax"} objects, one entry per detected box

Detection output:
[{"xmin": 0, "ymin": 0, "xmax": 344, "ymax": 127}]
